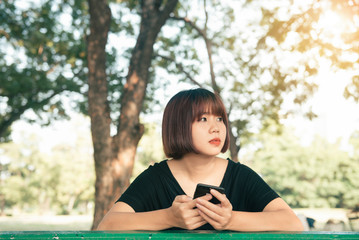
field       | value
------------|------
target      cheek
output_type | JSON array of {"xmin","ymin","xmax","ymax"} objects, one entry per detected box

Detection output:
[
  {"xmin": 221, "ymin": 125, "xmax": 227, "ymax": 138},
  {"xmin": 192, "ymin": 127, "xmax": 203, "ymax": 139},
  {"xmin": 191, "ymin": 126, "xmax": 201, "ymax": 142}
]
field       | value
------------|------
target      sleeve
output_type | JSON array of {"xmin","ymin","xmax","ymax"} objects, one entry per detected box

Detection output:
[
  {"xmin": 242, "ymin": 165, "xmax": 280, "ymax": 212},
  {"xmin": 116, "ymin": 166, "xmax": 156, "ymax": 212}
]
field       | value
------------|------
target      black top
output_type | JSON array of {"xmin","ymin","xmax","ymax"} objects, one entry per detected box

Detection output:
[{"xmin": 117, "ymin": 159, "xmax": 279, "ymax": 230}]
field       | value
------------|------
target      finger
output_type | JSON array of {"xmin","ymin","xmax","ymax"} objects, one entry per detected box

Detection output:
[
  {"xmin": 186, "ymin": 199, "xmax": 201, "ymax": 209},
  {"xmin": 188, "ymin": 213, "xmax": 207, "ymax": 229},
  {"xmin": 181, "ymin": 213, "xmax": 207, "ymax": 230},
  {"xmin": 190, "ymin": 215, "xmax": 206, "ymax": 224},
  {"xmin": 191, "ymin": 194, "xmax": 212, "ymax": 209},
  {"xmin": 186, "ymin": 208, "xmax": 204, "ymax": 218},
  {"xmin": 191, "ymin": 219, "xmax": 207, "ymax": 230},
  {"xmin": 197, "ymin": 208, "xmax": 217, "ymax": 227},
  {"xmin": 199, "ymin": 193, "xmax": 213, "ymax": 202},
  {"xmin": 175, "ymin": 195, "xmax": 192, "ymax": 203},
  {"xmin": 196, "ymin": 197, "xmax": 221, "ymax": 213},
  {"xmin": 210, "ymin": 189, "xmax": 231, "ymax": 207},
  {"xmin": 196, "ymin": 200, "xmax": 221, "ymax": 221},
  {"xmin": 186, "ymin": 219, "xmax": 207, "ymax": 230}
]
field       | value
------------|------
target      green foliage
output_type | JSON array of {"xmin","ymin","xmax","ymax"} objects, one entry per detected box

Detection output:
[
  {"xmin": 151, "ymin": 0, "xmax": 327, "ymax": 151},
  {"xmin": 0, "ymin": 0, "xmax": 87, "ymax": 140},
  {"xmin": 0, "ymin": 0, "xmax": 126, "ymax": 140},
  {"xmin": 150, "ymin": 0, "xmax": 359, "ymax": 159},
  {"xmin": 1, "ymin": 0, "xmax": 358, "ymax": 215},
  {"xmin": 3, "ymin": 0, "xmax": 357, "ymax": 144},
  {"xmin": 0, "ymin": 118, "xmax": 94, "ymax": 215},
  {"xmin": 251, "ymin": 124, "xmax": 359, "ymax": 208}
]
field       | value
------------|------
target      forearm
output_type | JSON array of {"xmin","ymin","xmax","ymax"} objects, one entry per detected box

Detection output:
[
  {"xmin": 97, "ymin": 208, "xmax": 173, "ymax": 231},
  {"xmin": 226, "ymin": 209, "xmax": 304, "ymax": 232}
]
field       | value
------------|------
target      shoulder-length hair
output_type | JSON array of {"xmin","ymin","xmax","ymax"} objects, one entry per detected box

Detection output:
[{"xmin": 162, "ymin": 88, "xmax": 230, "ymax": 159}]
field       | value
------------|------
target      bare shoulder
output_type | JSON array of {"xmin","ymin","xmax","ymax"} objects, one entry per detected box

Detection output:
[
  {"xmin": 110, "ymin": 201, "xmax": 135, "ymax": 213},
  {"xmin": 263, "ymin": 197, "xmax": 292, "ymax": 212}
]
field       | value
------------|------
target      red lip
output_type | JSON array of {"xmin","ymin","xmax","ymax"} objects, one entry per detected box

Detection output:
[{"xmin": 209, "ymin": 138, "xmax": 221, "ymax": 146}]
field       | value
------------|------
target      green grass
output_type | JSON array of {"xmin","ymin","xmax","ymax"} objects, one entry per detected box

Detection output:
[{"xmin": 0, "ymin": 215, "xmax": 92, "ymax": 231}]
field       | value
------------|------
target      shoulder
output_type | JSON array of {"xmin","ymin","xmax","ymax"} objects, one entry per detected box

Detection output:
[
  {"xmin": 121, "ymin": 160, "xmax": 168, "ymax": 195},
  {"xmin": 226, "ymin": 159, "xmax": 261, "ymax": 179},
  {"xmin": 133, "ymin": 160, "xmax": 169, "ymax": 181},
  {"xmin": 226, "ymin": 158, "xmax": 248, "ymax": 171},
  {"xmin": 142, "ymin": 159, "xmax": 168, "ymax": 171},
  {"xmin": 148, "ymin": 159, "xmax": 169, "ymax": 173}
]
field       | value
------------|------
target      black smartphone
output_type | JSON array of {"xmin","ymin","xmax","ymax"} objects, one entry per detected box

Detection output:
[{"xmin": 193, "ymin": 183, "xmax": 225, "ymax": 204}]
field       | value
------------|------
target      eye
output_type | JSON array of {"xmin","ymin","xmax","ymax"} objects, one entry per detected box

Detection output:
[
  {"xmin": 199, "ymin": 117, "xmax": 207, "ymax": 122},
  {"xmin": 217, "ymin": 117, "xmax": 223, "ymax": 122}
]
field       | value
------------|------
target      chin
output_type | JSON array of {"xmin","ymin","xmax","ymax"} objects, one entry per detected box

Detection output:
[{"xmin": 200, "ymin": 152, "xmax": 221, "ymax": 157}]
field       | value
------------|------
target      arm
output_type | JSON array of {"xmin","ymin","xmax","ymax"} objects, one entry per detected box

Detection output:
[
  {"xmin": 196, "ymin": 189, "xmax": 304, "ymax": 231},
  {"xmin": 97, "ymin": 202, "xmax": 172, "ymax": 231},
  {"xmin": 97, "ymin": 195, "xmax": 210, "ymax": 231}
]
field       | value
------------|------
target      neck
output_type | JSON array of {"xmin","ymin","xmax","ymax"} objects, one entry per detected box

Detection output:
[{"xmin": 178, "ymin": 153, "xmax": 218, "ymax": 181}]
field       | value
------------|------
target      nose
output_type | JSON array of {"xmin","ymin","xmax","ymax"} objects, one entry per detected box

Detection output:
[{"xmin": 210, "ymin": 120, "xmax": 220, "ymax": 133}]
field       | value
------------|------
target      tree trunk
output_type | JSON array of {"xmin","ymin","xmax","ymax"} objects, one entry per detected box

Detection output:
[
  {"xmin": 87, "ymin": 0, "xmax": 112, "ymax": 230},
  {"xmin": 87, "ymin": 0, "xmax": 178, "ymax": 230},
  {"xmin": 228, "ymin": 121, "xmax": 240, "ymax": 162}
]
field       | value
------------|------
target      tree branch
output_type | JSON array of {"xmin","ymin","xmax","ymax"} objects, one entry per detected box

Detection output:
[
  {"xmin": 0, "ymin": 90, "xmax": 61, "ymax": 138},
  {"xmin": 170, "ymin": 16, "xmax": 207, "ymax": 39},
  {"xmin": 170, "ymin": 14, "xmax": 220, "ymax": 94},
  {"xmin": 155, "ymin": 54, "xmax": 204, "ymax": 88}
]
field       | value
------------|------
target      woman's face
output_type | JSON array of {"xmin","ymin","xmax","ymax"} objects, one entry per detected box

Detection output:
[{"xmin": 191, "ymin": 113, "xmax": 227, "ymax": 156}]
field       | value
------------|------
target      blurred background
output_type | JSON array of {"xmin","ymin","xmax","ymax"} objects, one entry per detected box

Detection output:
[{"xmin": 0, "ymin": 0, "xmax": 359, "ymax": 231}]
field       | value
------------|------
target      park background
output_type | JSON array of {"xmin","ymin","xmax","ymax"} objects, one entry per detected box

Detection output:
[{"xmin": 1, "ymin": 0, "xmax": 359, "ymax": 231}]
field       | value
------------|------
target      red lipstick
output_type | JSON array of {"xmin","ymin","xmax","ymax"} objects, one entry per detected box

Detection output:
[{"xmin": 209, "ymin": 138, "xmax": 221, "ymax": 146}]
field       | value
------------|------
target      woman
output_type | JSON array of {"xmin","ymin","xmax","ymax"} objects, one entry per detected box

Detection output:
[{"xmin": 97, "ymin": 88, "xmax": 304, "ymax": 231}]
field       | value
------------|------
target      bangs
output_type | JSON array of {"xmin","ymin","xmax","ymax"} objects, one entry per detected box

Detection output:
[{"xmin": 191, "ymin": 95, "xmax": 226, "ymax": 122}]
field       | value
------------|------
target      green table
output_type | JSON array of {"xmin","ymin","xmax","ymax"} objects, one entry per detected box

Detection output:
[{"xmin": 0, "ymin": 231, "xmax": 358, "ymax": 240}]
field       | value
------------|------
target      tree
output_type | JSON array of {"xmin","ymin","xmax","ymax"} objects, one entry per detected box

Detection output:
[
  {"xmin": 252, "ymin": 123, "xmax": 359, "ymax": 208},
  {"xmin": 50, "ymin": 121, "xmax": 95, "ymax": 215},
  {"xmin": 0, "ymin": 117, "xmax": 94, "ymax": 216},
  {"xmin": 154, "ymin": 0, "xmax": 321, "ymax": 161},
  {"xmin": 3, "ymin": 0, "xmax": 357, "ymax": 226},
  {"xmin": 0, "ymin": 0, "xmax": 89, "ymax": 142},
  {"xmin": 168, "ymin": 1, "xmax": 241, "ymax": 161},
  {"xmin": 1, "ymin": 134, "xmax": 62, "ymax": 215},
  {"xmin": 256, "ymin": 0, "xmax": 359, "ymax": 101},
  {"xmin": 87, "ymin": 0, "xmax": 179, "ymax": 229}
]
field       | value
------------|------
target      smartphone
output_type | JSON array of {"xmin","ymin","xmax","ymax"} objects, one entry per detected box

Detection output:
[{"xmin": 193, "ymin": 183, "xmax": 225, "ymax": 204}]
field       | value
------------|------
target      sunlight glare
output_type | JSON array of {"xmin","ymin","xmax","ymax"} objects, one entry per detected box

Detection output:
[{"xmin": 316, "ymin": 9, "xmax": 351, "ymax": 47}]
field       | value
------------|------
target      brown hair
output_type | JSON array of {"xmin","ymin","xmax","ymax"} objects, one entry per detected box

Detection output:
[{"xmin": 162, "ymin": 88, "xmax": 230, "ymax": 159}]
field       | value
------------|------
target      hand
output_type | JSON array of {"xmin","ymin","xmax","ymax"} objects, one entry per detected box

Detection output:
[
  {"xmin": 195, "ymin": 189, "xmax": 233, "ymax": 230},
  {"xmin": 168, "ymin": 195, "xmax": 209, "ymax": 230}
]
